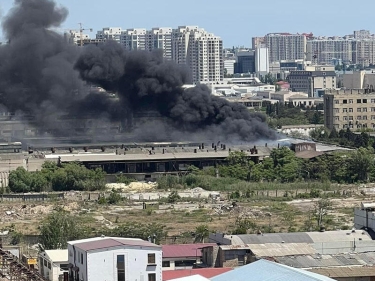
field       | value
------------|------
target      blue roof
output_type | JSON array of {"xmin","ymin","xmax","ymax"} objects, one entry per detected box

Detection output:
[{"xmin": 211, "ymin": 259, "xmax": 336, "ymax": 281}]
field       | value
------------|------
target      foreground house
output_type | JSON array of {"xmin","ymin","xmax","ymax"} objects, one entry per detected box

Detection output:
[{"xmin": 67, "ymin": 236, "xmax": 162, "ymax": 281}]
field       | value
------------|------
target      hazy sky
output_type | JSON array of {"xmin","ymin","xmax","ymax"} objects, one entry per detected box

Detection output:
[{"xmin": 0, "ymin": 0, "xmax": 374, "ymax": 47}]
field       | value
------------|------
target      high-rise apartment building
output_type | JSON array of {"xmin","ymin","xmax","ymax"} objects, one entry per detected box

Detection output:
[
  {"xmin": 354, "ymin": 30, "xmax": 371, "ymax": 40},
  {"xmin": 146, "ymin": 28, "xmax": 173, "ymax": 59},
  {"xmin": 265, "ymin": 33, "xmax": 307, "ymax": 63},
  {"xmin": 306, "ymin": 38, "xmax": 354, "ymax": 65},
  {"xmin": 172, "ymin": 26, "xmax": 223, "ymax": 83},
  {"xmin": 95, "ymin": 26, "xmax": 223, "ymax": 83},
  {"xmin": 120, "ymin": 28, "xmax": 147, "ymax": 51},
  {"xmin": 96, "ymin": 27, "xmax": 122, "ymax": 43}
]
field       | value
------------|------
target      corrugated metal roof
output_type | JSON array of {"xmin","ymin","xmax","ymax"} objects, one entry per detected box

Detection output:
[
  {"xmin": 162, "ymin": 268, "xmax": 232, "ymax": 281},
  {"xmin": 309, "ymin": 266, "xmax": 375, "ymax": 278},
  {"xmin": 162, "ymin": 243, "xmax": 216, "ymax": 259},
  {"xmin": 46, "ymin": 149, "xmax": 270, "ymax": 163},
  {"xmin": 220, "ymin": 243, "xmax": 315, "ymax": 257},
  {"xmin": 275, "ymin": 252, "xmax": 375, "ymax": 269},
  {"xmin": 229, "ymin": 233, "xmax": 314, "ymax": 245},
  {"xmin": 211, "ymin": 259, "xmax": 335, "ymax": 281},
  {"xmin": 227, "ymin": 230, "xmax": 372, "ymax": 245},
  {"xmin": 72, "ymin": 237, "xmax": 160, "ymax": 252}
]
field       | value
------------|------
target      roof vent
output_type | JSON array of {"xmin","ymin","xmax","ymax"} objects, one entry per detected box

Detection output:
[{"xmin": 281, "ymin": 241, "xmax": 285, "ymax": 243}]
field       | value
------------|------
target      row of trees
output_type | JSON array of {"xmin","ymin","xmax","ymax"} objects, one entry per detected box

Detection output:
[
  {"xmin": 199, "ymin": 148, "xmax": 375, "ymax": 184},
  {"xmin": 265, "ymin": 101, "xmax": 324, "ymax": 128},
  {"xmin": 311, "ymin": 127, "xmax": 373, "ymax": 149},
  {"xmin": 9, "ymin": 162, "xmax": 106, "ymax": 193}
]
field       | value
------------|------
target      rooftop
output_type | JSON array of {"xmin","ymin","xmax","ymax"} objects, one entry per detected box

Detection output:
[
  {"xmin": 225, "ymin": 230, "xmax": 372, "ymax": 245},
  {"xmin": 220, "ymin": 243, "xmax": 316, "ymax": 257},
  {"xmin": 162, "ymin": 268, "xmax": 232, "ymax": 281},
  {"xmin": 167, "ymin": 275, "xmax": 210, "ymax": 281},
  {"xmin": 42, "ymin": 249, "xmax": 68, "ymax": 263},
  {"xmin": 211, "ymin": 259, "xmax": 335, "ymax": 281},
  {"xmin": 309, "ymin": 266, "xmax": 375, "ymax": 278},
  {"xmin": 69, "ymin": 237, "xmax": 160, "ymax": 252},
  {"xmin": 162, "ymin": 243, "xmax": 216, "ymax": 259}
]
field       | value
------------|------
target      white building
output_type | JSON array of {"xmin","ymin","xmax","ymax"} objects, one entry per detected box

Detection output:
[
  {"xmin": 68, "ymin": 237, "xmax": 162, "ymax": 281},
  {"xmin": 66, "ymin": 30, "xmax": 90, "ymax": 45},
  {"xmin": 96, "ymin": 27, "xmax": 122, "ymax": 43},
  {"xmin": 147, "ymin": 28, "xmax": 173, "ymax": 59},
  {"xmin": 120, "ymin": 28, "xmax": 147, "ymax": 51},
  {"xmin": 354, "ymin": 202, "xmax": 375, "ymax": 230},
  {"xmin": 172, "ymin": 26, "xmax": 223, "ymax": 83},
  {"xmin": 255, "ymin": 47, "xmax": 269, "ymax": 75},
  {"xmin": 224, "ymin": 59, "xmax": 236, "ymax": 75},
  {"xmin": 39, "ymin": 249, "xmax": 69, "ymax": 281}
]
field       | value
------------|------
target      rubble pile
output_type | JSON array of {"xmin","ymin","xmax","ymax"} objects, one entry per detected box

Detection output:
[
  {"xmin": 0, "ymin": 202, "xmax": 80, "ymax": 223},
  {"xmin": 211, "ymin": 203, "xmax": 267, "ymax": 219}
]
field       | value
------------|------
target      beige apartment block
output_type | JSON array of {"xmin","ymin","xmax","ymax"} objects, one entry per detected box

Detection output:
[
  {"xmin": 342, "ymin": 71, "xmax": 375, "ymax": 89},
  {"xmin": 324, "ymin": 89, "xmax": 375, "ymax": 130}
]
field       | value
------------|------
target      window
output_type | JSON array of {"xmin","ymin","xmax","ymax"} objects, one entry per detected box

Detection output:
[
  {"xmin": 162, "ymin": 261, "xmax": 171, "ymax": 267},
  {"xmin": 363, "ymin": 116, "xmax": 368, "ymax": 120},
  {"xmin": 372, "ymin": 116, "xmax": 375, "ymax": 120},
  {"xmin": 80, "ymin": 253, "xmax": 83, "ymax": 264},
  {"xmin": 343, "ymin": 116, "xmax": 348, "ymax": 121},
  {"xmin": 357, "ymin": 116, "xmax": 362, "ymax": 120},
  {"xmin": 343, "ymin": 108, "xmax": 348, "ymax": 113},
  {"xmin": 48, "ymin": 262, "xmax": 51, "ymax": 270},
  {"xmin": 335, "ymin": 100, "xmax": 339, "ymax": 104},
  {"xmin": 44, "ymin": 259, "xmax": 47, "ymax": 267},
  {"xmin": 148, "ymin": 253, "xmax": 156, "ymax": 264},
  {"xmin": 334, "ymin": 116, "xmax": 340, "ymax": 121},
  {"xmin": 363, "ymin": 108, "xmax": 368, "ymax": 112},
  {"xmin": 117, "ymin": 255, "xmax": 125, "ymax": 281},
  {"xmin": 349, "ymin": 108, "xmax": 353, "ymax": 112},
  {"xmin": 371, "ymin": 107, "xmax": 375, "ymax": 112},
  {"xmin": 349, "ymin": 116, "xmax": 353, "ymax": 120},
  {"xmin": 357, "ymin": 108, "xmax": 362, "ymax": 112},
  {"xmin": 371, "ymin": 99, "xmax": 375, "ymax": 103},
  {"xmin": 363, "ymin": 99, "xmax": 368, "ymax": 103},
  {"xmin": 343, "ymin": 99, "xmax": 347, "ymax": 104},
  {"xmin": 349, "ymin": 99, "xmax": 353, "ymax": 103},
  {"xmin": 148, "ymin": 273, "xmax": 156, "ymax": 281},
  {"xmin": 357, "ymin": 99, "xmax": 362, "ymax": 103}
]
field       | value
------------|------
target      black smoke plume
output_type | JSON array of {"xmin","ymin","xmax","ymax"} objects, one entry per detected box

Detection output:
[{"xmin": 0, "ymin": 0, "xmax": 276, "ymax": 142}]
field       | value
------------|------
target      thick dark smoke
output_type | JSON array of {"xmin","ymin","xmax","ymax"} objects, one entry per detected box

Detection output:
[{"xmin": 0, "ymin": 0, "xmax": 276, "ymax": 143}]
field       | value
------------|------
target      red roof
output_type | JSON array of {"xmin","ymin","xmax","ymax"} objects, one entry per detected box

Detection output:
[
  {"xmin": 163, "ymin": 268, "xmax": 232, "ymax": 280},
  {"xmin": 162, "ymin": 244, "xmax": 216, "ymax": 258}
]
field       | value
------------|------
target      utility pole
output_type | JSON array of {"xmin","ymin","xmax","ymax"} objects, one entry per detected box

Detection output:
[{"xmin": 78, "ymin": 23, "xmax": 93, "ymax": 47}]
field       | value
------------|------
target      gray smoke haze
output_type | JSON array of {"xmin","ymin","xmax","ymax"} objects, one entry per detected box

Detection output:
[{"xmin": 0, "ymin": 0, "xmax": 276, "ymax": 143}]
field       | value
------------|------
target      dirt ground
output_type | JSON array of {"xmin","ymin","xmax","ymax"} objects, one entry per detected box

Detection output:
[{"xmin": 0, "ymin": 189, "xmax": 372, "ymax": 245}]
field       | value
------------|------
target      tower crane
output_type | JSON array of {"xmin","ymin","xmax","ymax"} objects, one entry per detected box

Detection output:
[{"xmin": 78, "ymin": 23, "xmax": 93, "ymax": 47}]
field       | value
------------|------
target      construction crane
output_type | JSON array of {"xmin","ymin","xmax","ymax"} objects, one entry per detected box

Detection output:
[{"xmin": 78, "ymin": 23, "xmax": 93, "ymax": 47}]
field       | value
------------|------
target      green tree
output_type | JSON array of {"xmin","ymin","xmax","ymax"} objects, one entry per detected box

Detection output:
[
  {"xmin": 314, "ymin": 198, "xmax": 332, "ymax": 228},
  {"xmin": 39, "ymin": 208, "xmax": 86, "ymax": 250},
  {"xmin": 270, "ymin": 147, "xmax": 300, "ymax": 182},
  {"xmin": 348, "ymin": 148, "xmax": 374, "ymax": 182},
  {"xmin": 9, "ymin": 167, "xmax": 33, "ymax": 193},
  {"xmin": 167, "ymin": 191, "xmax": 181, "ymax": 203},
  {"xmin": 194, "ymin": 224, "xmax": 209, "ymax": 243}
]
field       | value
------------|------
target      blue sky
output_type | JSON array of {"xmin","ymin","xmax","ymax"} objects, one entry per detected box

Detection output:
[{"xmin": 0, "ymin": 0, "xmax": 374, "ymax": 47}]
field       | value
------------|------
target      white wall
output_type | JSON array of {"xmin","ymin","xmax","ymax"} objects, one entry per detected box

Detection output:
[{"xmin": 68, "ymin": 245, "xmax": 162, "ymax": 281}]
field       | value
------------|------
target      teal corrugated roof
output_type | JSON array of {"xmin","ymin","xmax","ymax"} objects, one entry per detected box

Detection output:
[{"xmin": 211, "ymin": 259, "xmax": 336, "ymax": 281}]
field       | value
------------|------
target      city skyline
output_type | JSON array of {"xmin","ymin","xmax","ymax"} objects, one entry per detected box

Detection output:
[{"xmin": 0, "ymin": 0, "xmax": 375, "ymax": 46}]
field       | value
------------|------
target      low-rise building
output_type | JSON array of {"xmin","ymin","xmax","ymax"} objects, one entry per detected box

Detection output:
[
  {"xmin": 287, "ymin": 65, "xmax": 337, "ymax": 97},
  {"xmin": 68, "ymin": 237, "xmax": 162, "ymax": 281},
  {"xmin": 39, "ymin": 250, "xmax": 69, "ymax": 281},
  {"xmin": 323, "ymin": 88, "xmax": 375, "ymax": 130},
  {"xmin": 161, "ymin": 243, "xmax": 216, "ymax": 271}
]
